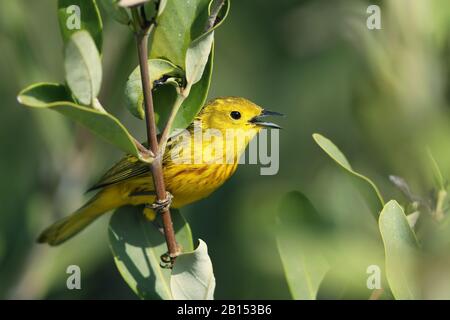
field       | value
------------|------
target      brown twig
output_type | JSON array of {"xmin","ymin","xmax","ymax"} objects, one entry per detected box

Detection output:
[{"xmin": 131, "ymin": 7, "xmax": 179, "ymax": 263}]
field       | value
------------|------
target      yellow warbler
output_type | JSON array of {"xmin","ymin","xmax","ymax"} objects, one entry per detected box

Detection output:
[{"xmin": 38, "ymin": 97, "xmax": 282, "ymax": 245}]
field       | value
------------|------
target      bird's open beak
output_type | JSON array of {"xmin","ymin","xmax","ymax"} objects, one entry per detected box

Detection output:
[{"xmin": 249, "ymin": 109, "xmax": 284, "ymax": 129}]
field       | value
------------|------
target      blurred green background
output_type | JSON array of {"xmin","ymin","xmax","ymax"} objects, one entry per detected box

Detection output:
[{"xmin": 1, "ymin": 0, "xmax": 450, "ymax": 299}]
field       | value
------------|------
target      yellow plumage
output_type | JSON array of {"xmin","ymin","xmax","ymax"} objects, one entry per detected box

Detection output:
[{"xmin": 38, "ymin": 97, "xmax": 281, "ymax": 245}]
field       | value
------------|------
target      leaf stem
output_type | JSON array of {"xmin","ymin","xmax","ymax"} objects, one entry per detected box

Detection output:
[
  {"xmin": 132, "ymin": 7, "xmax": 179, "ymax": 262},
  {"xmin": 158, "ymin": 92, "xmax": 187, "ymax": 153},
  {"xmin": 205, "ymin": 0, "xmax": 226, "ymax": 32}
]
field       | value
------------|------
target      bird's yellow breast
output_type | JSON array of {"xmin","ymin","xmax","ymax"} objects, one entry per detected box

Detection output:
[{"xmin": 164, "ymin": 162, "xmax": 239, "ymax": 207}]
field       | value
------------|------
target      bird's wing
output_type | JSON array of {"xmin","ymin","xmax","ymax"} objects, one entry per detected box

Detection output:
[
  {"xmin": 87, "ymin": 154, "xmax": 151, "ymax": 192},
  {"xmin": 87, "ymin": 134, "xmax": 183, "ymax": 192}
]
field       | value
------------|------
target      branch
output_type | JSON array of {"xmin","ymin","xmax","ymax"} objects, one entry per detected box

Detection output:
[{"xmin": 131, "ymin": 7, "xmax": 179, "ymax": 263}]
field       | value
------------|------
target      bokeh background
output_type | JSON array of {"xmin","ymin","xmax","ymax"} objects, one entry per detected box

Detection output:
[{"xmin": 1, "ymin": 0, "xmax": 450, "ymax": 299}]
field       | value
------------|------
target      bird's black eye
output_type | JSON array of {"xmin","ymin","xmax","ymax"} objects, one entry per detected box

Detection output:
[{"xmin": 230, "ymin": 111, "xmax": 241, "ymax": 120}]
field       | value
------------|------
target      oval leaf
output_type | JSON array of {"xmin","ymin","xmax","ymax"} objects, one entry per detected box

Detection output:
[
  {"xmin": 313, "ymin": 133, "xmax": 384, "ymax": 218},
  {"xmin": 184, "ymin": 0, "xmax": 229, "ymax": 87},
  {"xmin": 109, "ymin": 207, "xmax": 193, "ymax": 300},
  {"xmin": 125, "ymin": 59, "xmax": 183, "ymax": 119},
  {"xmin": 186, "ymin": 33, "xmax": 214, "ymax": 87},
  {"xmin": 379, "ymin": 200, "xmax": 421, "ymax": 299},
  {"xmin": 276, "ymin": 191, "xmax": 330, "ymax": 300},
  {"xmin": 170, "ymin": 239, "xmax": 215, "ymax": 300},
  {"xmin": 173, "ymin": 53, "xmax": 213, "ymax": 132},
  {"xmin": 17, "ymin": 83, "xmax": 140, "ymax": 158},
  {"xmin": 64, "ymin": 31, "xmax": 102, "ymax": 106},
  {"xmin": 57, "ymin": 0, "xmax": 103, "ymax": 52},
  {"xmin": 150, "ymin": 0, "xmax": 210, "ymax": 69}
]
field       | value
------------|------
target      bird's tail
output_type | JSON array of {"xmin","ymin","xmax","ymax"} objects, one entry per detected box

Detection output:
[{"xmin": 37, "ymin": 188, "xmax": 122, "ymax": 246}]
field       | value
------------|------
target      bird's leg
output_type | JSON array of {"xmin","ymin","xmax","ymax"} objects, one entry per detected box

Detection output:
[
  {"xmin": 160, "ymin": 243, "xmax": 183, "ymax": 269},
  {"xmin": 146, "ymin": 191, "xmax": 179, "ymax": 269},
  {"xmin": 148, "ymin": 191, "xmax": 174, "ymax": 214}
]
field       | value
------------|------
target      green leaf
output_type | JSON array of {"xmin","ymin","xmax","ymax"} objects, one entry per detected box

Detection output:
[
  {"xmin": 379, "ymin": 200, "xmax": 421, "ymax": 299},
  {"xmin": 313, "ymin": 133, "xmax": 384, "ymax": 218},
  {"xmin": 64, "ymin": 31, "xmax": 102, "ymax": 106},
  {"xmin": 100, "ymin": 0, "xmax": 131, "ymax": 25},
  {"xmin": 186, "ymin": 33, "xmax": 214, "ymax": 87},
  {"xmin": 57, "ymin": 0, "xmax": 103, "ymax": 52},
  {"xmin": 276, "ymin": 191, "xmax": 330, "ymax": 300},
  {"xmin": 119, "ymin": 0, "xmax": 151, "ymax": 7},
  {"xmin": 171, "ymin": 239, "xmax": 215, "ymax": 300},
  {"xmin": 427, "ymin": 149, "xmax": 445, "ymax": 191},
  {"xmin": 109, "ymin": 207, "xmax": 193, "ymax": 299},
  {"xmin": 150, "ymin": 0, "xmax": 210, "ymax": 69},
  {"xmin": 185, "ymin": 0, "xmax": 230, "ymax": 87},
  {"xmin": 17, "ymin": 83, "xmax": 140, "ymax": 158},
  {"xmin": 173, "ymin": 53, "xmax": 213, "ymax": 132},
  {"xmin": 155, "ymin": 52, "xmax": 214, "ymax": 133},
  {"xmin": 125, "ymin": 59, "xmax": 184, "ymax": 120}
]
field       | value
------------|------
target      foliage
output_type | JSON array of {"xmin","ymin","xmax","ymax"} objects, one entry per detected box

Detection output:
[
  {"xmin": 16, "ymin": 0, "xmax": 229, "ymax": 300},
  {"xmin": 4, "ymin": 0, "xmax": 450, "ymax": 300}
]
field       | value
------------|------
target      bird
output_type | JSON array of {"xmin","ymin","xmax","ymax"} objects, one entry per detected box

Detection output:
[{"xmin": 38, "ymin": 97, "xmax": 282, "ymax": 245}]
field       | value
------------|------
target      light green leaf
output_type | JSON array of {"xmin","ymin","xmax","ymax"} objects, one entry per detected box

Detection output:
[
  {"xmin": 64, "ymin": 31, "xmax": 102, "ymax": 106},
  {"xmin": 171, "ymin": 239, "xmax": 215, "ymax": 300},
  {"xmin": 276, "ymin": 191, "xmax": 330, "ymax": 300},
  {"xmin": 185, "ymin": 0, "xmax": 230, "ymax": 87},
  {"xmin": 125, "ymin": 59, "xmax": 183, "ymax": 119},
  {"xmin": 119, "ymin": 0, "xmax": 150, "ymax": 7},
  {"xmin": 17, "ymin": 83, "xmax": 140, "ymax": 158},
  {"xmin": 57, "ymin": 0, "xmax": 103, "ymax": 52},
  {"xmin": 109, "ymin": 207, "xmax": 193, "ymax": 299},
  {"xmin": 313, "ymin": 133, "xmax": 384, "ymax": 218},
  {"xmin": 100, "ymin": 0, "xmax": 131, "ymax": 25},
  {"xmin": 379, "ymin": 200, "xmax": 421, "ymax": 299},
  {"xmin": 427, "ymin": 149, "xmax": 445, "ymax": 191},
  {"xmin": 186, "ymin": 33, "xmax": 214, "ymax": 87}
]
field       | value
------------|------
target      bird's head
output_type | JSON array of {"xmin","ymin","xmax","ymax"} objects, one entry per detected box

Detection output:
[{"xmin": 197, "ymin": 97, "xmax": 283, "ymax": 133}]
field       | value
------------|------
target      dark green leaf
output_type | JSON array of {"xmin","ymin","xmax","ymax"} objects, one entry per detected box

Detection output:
[
  {"xmin": 125, "ymin": 59, "xmax": 183, "ymax": 119},
  {"xmin": 109, "ymin": 207, "xmax": 193, "ymax": 299},
  {"xmin": 17, "ymin": 83, "xmax": 140, "ymax": 158},
  {"xmin": 150, "ymin": 0, "xmax": 210, "ymax": 69},
  {"xmin": 158, "ymin": 52, "xmax": 213, "ymax": 133},
  {"xmin": 57, "ymin": 0, "xmax": 103, "ymax": 52}
]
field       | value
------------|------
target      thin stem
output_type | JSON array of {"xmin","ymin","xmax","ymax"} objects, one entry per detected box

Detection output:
[
  {"xmin": 158, "ymin": 93, "xmax": 186, "ymax": 153},
  {"xmin": 132, "ymin": 8, "xmax": 179, "ymax": 260},
  {"xmin": 205, "ymin": 0, "xmax": 225, "ymax": 31},
  {"xmin": 133, "ymin": 137, "xmax": 154, "ymax": 159}
]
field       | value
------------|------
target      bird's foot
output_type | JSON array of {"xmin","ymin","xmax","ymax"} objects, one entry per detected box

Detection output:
[
  {"xmin": 160, "ymin": 245, "xmax": 182, "ymax": 269},
  {"xmin": 148, "ymin": 191, "xmax": 173, "ymax": 215}
]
